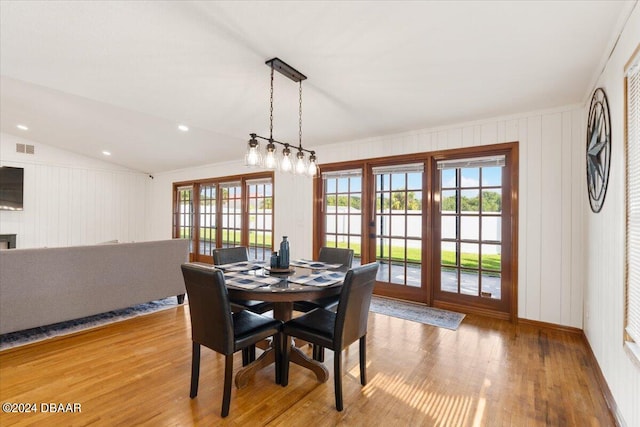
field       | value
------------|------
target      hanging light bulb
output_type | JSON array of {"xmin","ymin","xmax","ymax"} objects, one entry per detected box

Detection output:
[
  {"xmin": 295, "ymin": 149, "xmax": 307, "ymax": 174},
  {"xmin": 247, "ymin": 58, "xmax": 319, "ymax": 177},
  {"xmin": 245, "ymin": 135, "xmax": 262, "ymax": 167},
  {"xmin": 264, "ymin": 140, "xmax": 278, "ymax": 169},
  {"xmin": 307, "ymin": 152, "xmax": 318, "ymax": 176},
  {"xmin": 280, "ymin": 145, "xmax": 293, "ymax": 172}
]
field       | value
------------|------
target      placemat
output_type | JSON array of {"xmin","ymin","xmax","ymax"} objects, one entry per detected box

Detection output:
[
  {"xmin": 224, "ymin": 273, "xmax": 281, "ymax": 289},
  {"xmin": 289, "ymin": 259, "xmax": 342, "ymax": 270},
  {"xmin": 287, "ymin": 271, "xmax": 345, "ymax": 287}
]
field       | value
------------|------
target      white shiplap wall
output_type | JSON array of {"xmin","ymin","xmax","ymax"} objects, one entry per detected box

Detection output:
[
  {"xmin": 145, "ymin": 159, "xmax": 314, "ymax": 259},
  {"xmin": 319, "ymin": 107, "xmax": 586, "ymax": 327},
  {"xmin": 583, "ymin": 3, "xmax": 640, "ymax": 427},
  {"xmin": 0, "ymin": 133, "xmax": 150, "ymax": 248},
  {"xmin": 148, "ymin": 104, "xmax": 586, "ymax": 328}
]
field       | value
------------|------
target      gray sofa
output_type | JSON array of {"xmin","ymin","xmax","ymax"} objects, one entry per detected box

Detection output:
[{"xmin": 0, "ymin": 239, "xmax": 189, "ymax": 334}]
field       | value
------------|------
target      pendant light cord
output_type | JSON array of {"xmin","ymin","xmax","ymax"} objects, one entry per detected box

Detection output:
[
  {"xmin": 270, "ymin": 63, "xmax": 274, "ymax": 141},
  {"xmin": 298, "ymin": 81, "xmax": 303, "ymax": 149}
]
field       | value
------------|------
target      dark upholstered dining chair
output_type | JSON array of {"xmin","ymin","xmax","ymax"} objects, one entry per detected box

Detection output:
[
  {"xmin": 293, "ymin": 247, "xmax": 354, "ymax": 313},
  {"xmin": 181, "ymin": 263, "xmax": 282, "ymax": 418},
  {"xmin": 212, "ymin": 246, "xmax": 274, "ymax": 365},
  {"xmin": 212, "ymin": 246, "xmax": 274, "ymax": 315},
  {"xmin": 293, "ymin": 247, "xmax": 355, "ymax": 361},
  {"xmin": 281, "ymin": 262, "xmax": 378, "ymax": 411}
]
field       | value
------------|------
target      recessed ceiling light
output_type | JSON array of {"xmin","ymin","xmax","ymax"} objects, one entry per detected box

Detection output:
[
  {"xmin": 16, "ymin": 124, "xmax": 29, "ymax": 131},
  {"xmin": 102, "ymin": 151, "xmax": 111, "ymax": 156},
  {"xmin": 178, "ymin": 124, "xmax": 189, "ymax": 132}
]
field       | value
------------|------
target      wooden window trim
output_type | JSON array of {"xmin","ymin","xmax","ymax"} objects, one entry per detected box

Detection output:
[
  {"xmin": 172, "ymin": 171, "xmax": 274, "ymax": 263},
  {"xmin": 313, "ymin": 142, "xmax": 518, "ymax": 321}
]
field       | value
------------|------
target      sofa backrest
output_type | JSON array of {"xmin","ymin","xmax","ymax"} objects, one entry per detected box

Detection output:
[{"xmin": 0, "ymin": 239, "xmax": 189, "ymax": 334}]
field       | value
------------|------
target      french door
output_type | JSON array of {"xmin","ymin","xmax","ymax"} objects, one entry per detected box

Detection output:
[
  {"xmin": 173, "ymin": 172, "xmax": 274, "ymax": 263},
  {"xmin": 432, "ymin": 154, "xmax": 514, "ymax": 317},
  {"xmin": 370, "ymin": 163, "xmax": 428, "ymax": 301},
  {"xmin": 314, "ymin": 144, "xmax": 517, "ymax": 319}
]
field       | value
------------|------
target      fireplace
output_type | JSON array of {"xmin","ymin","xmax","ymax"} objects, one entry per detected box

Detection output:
[{"xmin": 0, "ymin": 234, "xmax": 16, "ymax": 249}]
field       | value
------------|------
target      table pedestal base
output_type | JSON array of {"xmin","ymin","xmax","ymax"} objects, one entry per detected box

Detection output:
[{"xmin": 235, "ymin": 344, "xmax": 328, "ymax": 389}]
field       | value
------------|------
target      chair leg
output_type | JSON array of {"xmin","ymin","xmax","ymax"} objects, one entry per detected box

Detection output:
[
  {"xmin": 312, "ymin": 344, "xmax": 325, "ymax": 362},
  {"xmin": 281, "ymin": 334, "xmax": 290, "ymax": 387},
  {"xmin": 334, "ymin": 350, "xmax": 343, "ymax": 411},
  {"xmin": 241, "ymin": 345, "xmax": 257, "ymax": 366},
  {"xmin": 274, "ymin": 333, "xmax": 282, "ymax": 385},
  {"xmin": 221, "ymin": 354, "xmax": 233, "ymax": 418},
  {"xmin": 359, "ymin": 336, "xmax": 367, "ymax": 385},
  {"xmin": 190, "ymin": 342, "xmax": 200, "ymax": 398}
]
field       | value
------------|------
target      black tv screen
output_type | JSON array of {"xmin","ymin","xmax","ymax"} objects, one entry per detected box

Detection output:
[{"xmin": 0, "ymin": 166, "xmax": 24, "ymax": 211}]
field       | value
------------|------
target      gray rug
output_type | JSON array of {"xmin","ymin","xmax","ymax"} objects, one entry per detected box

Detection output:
[
  {"xmin": 369, "ymin": 296, "xmax": 465, "ymax": 330},
  {"xmin": 0, "ymin": 297, "xmax": 179, "ymax": 351}
]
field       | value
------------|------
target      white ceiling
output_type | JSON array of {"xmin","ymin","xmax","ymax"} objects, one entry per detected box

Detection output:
[{"xmin": 0, "ymin": 1, "xmax": 633, "ymax": 173}]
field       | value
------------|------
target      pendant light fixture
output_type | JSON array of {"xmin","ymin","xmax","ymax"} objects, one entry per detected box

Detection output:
[{"xmin": 246, "ymin": 58, "xmax": 317, "ymax": 176}]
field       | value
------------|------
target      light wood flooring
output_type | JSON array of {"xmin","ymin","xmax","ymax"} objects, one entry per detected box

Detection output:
[{"xmin": 0, "ymin": 304, "xmax": 615, "ymax": 426}]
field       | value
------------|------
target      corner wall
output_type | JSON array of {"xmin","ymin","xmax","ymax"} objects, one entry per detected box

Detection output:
[
  {"xmin": 0, "ymin": 133, "xmax": 150, "ymax": 248},
  {"xmin": 149, "ymin": 103, "xmax": 587, "ymax": 329},
  {"xmin": 583, "ymin": 3, "xmax": 640, "ymax": 426}
]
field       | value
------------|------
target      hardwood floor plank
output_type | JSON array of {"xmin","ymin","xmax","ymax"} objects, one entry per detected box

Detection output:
[{"xmin": 0, "ymin": 305, "xmax": 615, "ymax": 426}]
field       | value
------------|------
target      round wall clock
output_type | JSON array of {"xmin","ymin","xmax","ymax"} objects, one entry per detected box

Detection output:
[{"xmin": 586, "ymin": 87, "xmax": 611, "ymax": 213}]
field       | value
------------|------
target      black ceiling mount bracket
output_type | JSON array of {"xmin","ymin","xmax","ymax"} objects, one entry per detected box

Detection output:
[{"xmin": 265, "ymin": 57, "xmax": 307, "ymax": 82}]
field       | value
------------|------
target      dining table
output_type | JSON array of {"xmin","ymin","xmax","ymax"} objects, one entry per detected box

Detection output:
[{"xmin": 190, "ymin": 260, "xmax": 345, "ymax": 388}]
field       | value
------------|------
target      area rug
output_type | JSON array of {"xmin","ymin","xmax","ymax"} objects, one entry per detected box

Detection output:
[
  {"xmin": 369, "ymin": 296, "xmax": 465, "ymax": 330},
  {"xmin": 0, "ymin": 297, "xmax": 179, "ymax": 351}
]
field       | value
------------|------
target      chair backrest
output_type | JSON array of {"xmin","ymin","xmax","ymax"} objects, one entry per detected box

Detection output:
[
  {"xmin": 212, "ymin": 246, "xmax": 249, "ymax": 265},
  {"xmin": 334, "ymin": 262, "xmax": 379, "ymax": 350},
  {"xmin": 318, "ymin": 247, "xmax": 354, "ymax": 273},
  {"xmin": 181, "ymin": 263, "xmax": 234, "ymax": 355}
]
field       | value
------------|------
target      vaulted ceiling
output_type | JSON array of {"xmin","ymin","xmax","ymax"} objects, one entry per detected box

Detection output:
[{"xmin": 0, "ymin": 1, "xmax": 632, "ymax": 173}]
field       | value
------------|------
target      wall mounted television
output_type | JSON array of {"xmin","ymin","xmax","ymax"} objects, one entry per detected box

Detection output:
[{"xmin": 0, "ymin": 166, "xmax": 24, "ymax": 211}]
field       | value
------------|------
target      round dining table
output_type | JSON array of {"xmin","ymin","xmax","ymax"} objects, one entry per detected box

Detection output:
[{"xmin": 223, "ymin": 266, "xmax": 344, "ymax": 388}]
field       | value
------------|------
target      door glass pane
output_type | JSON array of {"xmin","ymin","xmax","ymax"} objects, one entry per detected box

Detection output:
[
  {"xmin": 199, "ymin": 184, "xmax": 216, "ymax": 257},
  {"xmin": 441, "ymin": 169, "xmax": 456, "ymax": 188},
  {"xmin": 461, "ymin": 189, "xmax": 480, "ymax": 212},
  {"xmin": 441, "ymin": 190, "xmax": 457, "ymax": 212},
  {"xmin": 391, "ymin": 173, "xmax": 406, "ymax": 190},
  {"xmin": 442, "ymin": 215, "xmax": 456, "ymax": 239},
  {"xmin": 374, "ymin": 166, "xmax": 424, "ymax": 287},
  {"xmin": 481, "ymin": 244, "xmax": 501, "ymax": 271},
  {"xmin": 247, "ymin": 179, "xmax": 273, "ymax": 261},
  {"xmin": 323, "ymin": 172, "xmax": 363, "ymax": 265},
  {"xmin": 481, "ymin": 272, "xmax": 501, "ymax": 299},
  {"xmin": 437, "ymin": 158, "xmax": 505, "ymax": 302},
  {"xmin": 482, "ymin": 167, "xmax": 502, "ymax": 186},
  {"xmin": 220, "ymin": 182, "xmax": 242, "ymax": 248},
  {"xmin": 482, "ymin": 189, "xmax": 502, "ymax": 213},
  {"xmin": 441, "ymin": 241, "xmax": 457, "ymax": 266},
  {"xmin": 461, "ymin": 242, "xmax": 479, "ymax": 268},
  {"xmin": 441, "ymin": 269, "xmax": 458, "ymax": 293},
  {"xmin": 460, "ymin": 270, "xmax": 479, "ymax": 296},
  {"xmin": 460, "ymin": 216, "xmax": 479, "ymax": 240},
  {"xmin": 461, "ymin": 168, "xmax": 480, "ymax": 187},
  {"xmin": 482, "ymin": 217, "xmax": 501, "ymax": 242},
  {"xmin": 175, "ymin": 186, "xmax": 194, "ymax": 254}
]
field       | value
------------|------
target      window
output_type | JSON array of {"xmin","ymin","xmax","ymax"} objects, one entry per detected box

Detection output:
[
  {"xmin": 313, "ymin": 144, "xmax": 517, "ymax": 320},
  {"xmin": 172, "ymin": 172, "xmax": 274, "ymax": 263},
  {"xmin": 322, "ymin": 169, "xmax": 363, "ymax": 265},
  {"xmin": 437, "ymin": 156, "xmax": 505, "ymax": 300},
  {"xmin": 246, "ymin": 178, "xmax": 274, "ymax": 260},
  {"xmin": 372, "ymin": 163, "xmax": 424, "ymax": 287},
  {"xmin": 175, "ymin": 185, "xmax": 194, "ymax": 253},
  {"xmin": 625, "ymin": 47, "xmax": 640, "ymax": 363}
]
